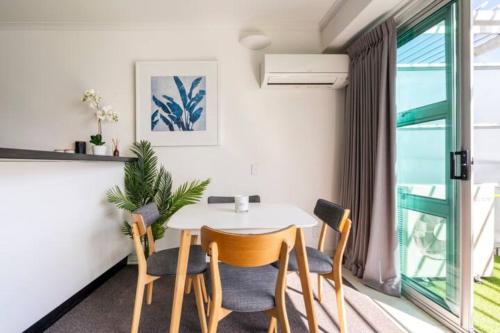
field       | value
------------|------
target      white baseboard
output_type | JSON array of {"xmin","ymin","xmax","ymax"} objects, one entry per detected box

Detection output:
[{"xmin": 127, "ymin": 253, "xmax": 138, "ymax": 265}]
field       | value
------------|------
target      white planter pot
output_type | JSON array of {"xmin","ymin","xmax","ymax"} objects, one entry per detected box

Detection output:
[{"xmin": 92, "ymin": 145, "xmax": 107, "ymax": 156}]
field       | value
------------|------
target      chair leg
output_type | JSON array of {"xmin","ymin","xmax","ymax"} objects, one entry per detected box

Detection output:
[
  {"xmin": 146, "ymin": 281, "xmax": 154, "ymax": 305},
  {"xmin": 201, "ymin": 275, "xmax": 209, "ymax": 303},
  {"xmin": 185, "ymin": 276, "xmax": 193, "ymax": 294},
  {"xmin": 267, "ymin": 316, "xmax": 277, "ymax": 333},
  {"xmin": 334, "ymin": 276, "xmax": 347, "ymax": 333},
  {"xmin": 131, "ymin": 278, "xmax": 145, "ymax": 333},
  {"xmin": 276, "ymin": 301, "xmax": 290, "ymax": 333},
  {"xmin": 193, "ymin": 275, "xmax": 208, "ymax": 333},
  {"xmin": 207, "ymin": 298, "xmax": 220, "ymax": 333},
  {"xmin": 317, "ymin": 274, "xmax": 323, "ymax": 303}
]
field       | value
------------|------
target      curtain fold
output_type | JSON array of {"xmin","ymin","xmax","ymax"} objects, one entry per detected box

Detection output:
[{"xmin": 339, "ymin": 18, "xmax": 400, "ymax": 296}]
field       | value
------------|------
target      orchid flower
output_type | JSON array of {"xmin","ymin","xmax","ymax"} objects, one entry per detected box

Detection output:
[{"xmin": 81, "ymin": 89, "xmax": 119, "ymax": 138}]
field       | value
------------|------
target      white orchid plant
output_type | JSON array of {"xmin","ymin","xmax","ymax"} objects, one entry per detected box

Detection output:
[{"xmin": 82, "ymin": 89, "xmax": 119, "ymax": 146}]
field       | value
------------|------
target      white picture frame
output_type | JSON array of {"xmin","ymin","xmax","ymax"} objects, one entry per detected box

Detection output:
[{"xmin": 135, "ymin": 61, "xmax": 219, "ymax": 146}]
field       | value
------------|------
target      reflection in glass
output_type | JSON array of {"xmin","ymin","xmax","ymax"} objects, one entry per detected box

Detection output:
[
  {"xmin": 397, "ymin": 120, "xmax": 446, "ymax": 200},
  {"xmin": 397, "ymin": 21, "xmax": 446, "ymax": 113}
]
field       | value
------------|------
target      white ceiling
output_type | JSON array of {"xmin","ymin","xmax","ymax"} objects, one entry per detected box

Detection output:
[
  {"xmin": 0, "ymin": 0, "xmax": 336, "ymax": 29},
  {"xmin": 321, "ymin": 0, "xmax": 408, "ymax": 50}
]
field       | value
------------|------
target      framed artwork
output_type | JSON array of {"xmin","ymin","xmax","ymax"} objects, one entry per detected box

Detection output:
[{"xmin": 135, "ymin": 61, "xmax": 219, "ymax": 146}]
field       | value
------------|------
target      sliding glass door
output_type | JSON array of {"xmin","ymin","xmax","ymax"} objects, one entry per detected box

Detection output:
[{"xmin": 396, "ymin": 1, "xmax": 462, "ymax": 318}]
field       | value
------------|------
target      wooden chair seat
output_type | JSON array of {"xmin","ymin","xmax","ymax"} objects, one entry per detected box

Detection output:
[
  {"xmin": 274, "ymin": 247, "xmax": 333, "ymax": 274},
  {"xmin": 205, "ymin": 264, "xmax": 278, "ymax": 313},
  {"xmin": 147, "ymin": 245, "xmax": 207, "ymax": 276}
]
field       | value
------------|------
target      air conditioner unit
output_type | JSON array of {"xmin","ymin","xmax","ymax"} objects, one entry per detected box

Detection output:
[{"xmin": 260, "ymin": 54, "xmax": 349, "ymax": 89}]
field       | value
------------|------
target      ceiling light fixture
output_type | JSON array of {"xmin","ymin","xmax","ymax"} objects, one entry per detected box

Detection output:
[{"xmin": 239, "ymin": 33, "xmax": 271, "ymax": 50}]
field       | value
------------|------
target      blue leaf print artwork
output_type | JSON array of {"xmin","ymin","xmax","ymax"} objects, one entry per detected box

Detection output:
[
  {"xmin": 151, "ymin": 110, "xmax": 159, "ymax": 129},
  {"xmin": 173, "ymin": 76, "xmax": 189, "ymax": 109},
  {"xmin": 190, "ymin": 107, "xmax": 203, "ymax": 123},
  {"xmin": 151, "ymin": 76, "xmax": 206, "ymax": 132}
]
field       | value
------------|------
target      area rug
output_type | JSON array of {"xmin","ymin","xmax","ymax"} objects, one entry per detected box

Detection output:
[{"xmin": 46, "ymin": 266, "xmax": 403, "ymax": 332}]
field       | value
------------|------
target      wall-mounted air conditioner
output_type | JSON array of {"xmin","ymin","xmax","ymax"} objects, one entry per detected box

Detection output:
[{"xmin": 260, "ymin": 54, "xmax": 349, "ymax": 89}]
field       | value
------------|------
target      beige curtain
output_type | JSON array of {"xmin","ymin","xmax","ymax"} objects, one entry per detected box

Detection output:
[{"xmin": 339, "ymin": 18, "xmax": 400, "ymax": 296}]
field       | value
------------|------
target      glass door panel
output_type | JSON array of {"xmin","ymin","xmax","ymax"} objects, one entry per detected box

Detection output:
[
  {"xmin": 471, "ymin": 1, "xmax": 500, "ymax": 331},
  {"xmin": 396, "ymin": 1, "xmax": 460, "ymax": 315},
  {"xmin": 397, "ymin": 119, "xmax": 447, "ymax": 200},
  {"xmin": 399, "ymin": 209, "xmax": 448, "ymax": 294},
  {"xmin": 397, "ymin": 21, "xmax": 448, "ymax": 113}
]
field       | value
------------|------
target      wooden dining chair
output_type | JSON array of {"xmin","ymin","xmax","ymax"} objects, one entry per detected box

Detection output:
[
  {"xmin": 201, "ymin": 225, "xmax": 297, "ymax": 333},
  {"xmin": 130, "ymin": 203, "xmax": 208, "ymax": 333},
  {"xmin": 207, "ymin": 195, "xmax": 261, "ymax": 204},
  {"xmin": 188, "ymin": 192, "xmax": 261, "ymax": 301},
  {"xmin": 274, "ymin": 199, "xmax": 351, "ymax": 333}
]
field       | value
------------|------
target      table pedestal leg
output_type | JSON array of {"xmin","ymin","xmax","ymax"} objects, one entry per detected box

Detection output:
[
  {"xmin": 169, "ymin": 230, "xmax": 192, "ymax": 333},
  {"xmin": 295, "ymin": 228, "xmax": 318, "ymax": 333}
]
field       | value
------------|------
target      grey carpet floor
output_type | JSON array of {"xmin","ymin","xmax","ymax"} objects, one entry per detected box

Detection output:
[{"xmin": 46, "ymin": 266, "xmax": 403, "ymax": 333}]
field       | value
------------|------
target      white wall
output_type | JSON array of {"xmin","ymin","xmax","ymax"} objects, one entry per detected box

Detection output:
[
  {"xmin": 0, "ymin": 26, "xmax": 344, "ymax": 330},
  {"xmin": 0, "ymin": 161, "xmax": 130, "ymax": 332},
  {"xmin": 0, "ymin": 27, "xmax": 344, "ymax": 245}
]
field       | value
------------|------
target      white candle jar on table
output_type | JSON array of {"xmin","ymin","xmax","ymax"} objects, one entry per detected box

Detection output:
[{"xmin": 234, "ymin": 195, "xmax": 249, "ymax": 213}]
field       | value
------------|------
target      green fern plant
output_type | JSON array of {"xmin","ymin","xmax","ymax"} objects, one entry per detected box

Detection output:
[{"xmin": 107, "ymin": 140, "xmax": 209, "ymax": 244}]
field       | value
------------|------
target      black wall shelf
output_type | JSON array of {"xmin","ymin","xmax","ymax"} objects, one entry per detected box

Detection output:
[{"xmin": 0, "ymin": 148, "xmax": 136, "ymax": 162}]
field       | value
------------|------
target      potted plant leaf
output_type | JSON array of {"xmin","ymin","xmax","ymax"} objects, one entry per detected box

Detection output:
[
  {"xmin": 107, "ymin": 140, "xmax": 209, "ymax": 256},
  {"xmin": 90, "ymin": 134, "xmax": 106, "ymax": 155}
]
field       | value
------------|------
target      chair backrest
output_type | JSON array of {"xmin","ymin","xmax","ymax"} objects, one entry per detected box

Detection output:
[
  {"xmin": 130, "ymin": 203, "xmax": 160, "ymax": 272},
  {"xmin": 314, "ymin": 199, "xmax": 349, "ymax": 233},
  {"xmin": 314, "ymin": 199, "xmax": 352, "ymax": 276},
  {"xmin": 132, "ymin": 202, "xmax": 160, "ymax": 236},
  {"xmin": 201, "ymin": 225, "xmax": 297, "ymax": 314},
  {"xmin": 201, "ymin": 225, "xmax": 296, "ymax": 267},
  {"xmin": 207, "ymin": 195, "xmax": 261, "ymax": 204}
]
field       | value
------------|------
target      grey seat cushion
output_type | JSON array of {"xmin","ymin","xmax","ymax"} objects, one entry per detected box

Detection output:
[
  {"xmin": 206, "ymin": 264, "xmax": 278, "ymax": 312},
  {"xmin": 273, "ymin": 247, "xmax": 333, "ymax": 274},
  {"xmin": 147, "ymin": 245, "xmax": 207, "ymax": 276}
]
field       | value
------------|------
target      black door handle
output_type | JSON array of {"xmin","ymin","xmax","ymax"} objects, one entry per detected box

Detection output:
[{"xmin": 450, "ymin": 150, "xmax": 469, "ymax": 180}]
